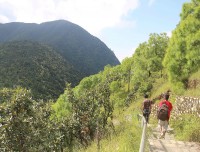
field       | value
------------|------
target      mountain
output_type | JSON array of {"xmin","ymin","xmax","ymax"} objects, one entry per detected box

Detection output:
[
  {"xmin": 0, "ymin": 20, "xmax": 120, "ymax": 100},
  {"xmin": 0, "ymin": 20, "xmax": 120, "ymax": 76},
  {"xmin": 0, "ymin": 41, "xmax": 82, "ymax": 100}
]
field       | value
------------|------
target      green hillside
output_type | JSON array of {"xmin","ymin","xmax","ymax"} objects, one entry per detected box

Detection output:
[
  {"xmin": 0, "ymin": 0, "xmax": 200, "ymax": 151},
  {"xmin": 0, "ymin": 20, "xmax": 120, "ymax": 77},
  {"xmin": 0, "ymin": 20, "xmax": 120, "ymax": 100},
  {"xmin": 0, "ymin": 41, "xmax": 81, "ymax": 100}
]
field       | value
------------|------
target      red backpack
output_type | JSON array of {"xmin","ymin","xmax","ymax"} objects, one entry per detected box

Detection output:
[{"xmin": 157, "ymin": 101, "xmax": 169, "ymax": 121}]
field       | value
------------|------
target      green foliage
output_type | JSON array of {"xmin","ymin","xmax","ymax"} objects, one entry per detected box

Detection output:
[
  {"xmin": 131, "ymin": 33, "xmax": 169, "ymax": 95},
  {"xmin": 0, "ymin": 20, "xmax": 120, "ymax": 79},
  {"xmin": 133, "ymin": 33, "xmax": 169, "ymax": 75},
  {"xmin": 74, "ymin": 64, "xmax": 130, "ymax": 109},
  {"xmin": 163, "ymin": 0, "xmax": 200, "ymax": 90},
  {"xmin": 0, "ymin": 20, "xmax": 120, "ymax": 101},
  {"xmin": 121, "ymin": 57, "xmax": 134, "ymax": 92},
  {"xmin": 184, "ymin": 69, "xmax": 200, "ymax": 97},
  {"xmin": 0, "ymin": 87, "xmax": 77, "ymax": 151},
  {"xmin": 73, "ymin": 74, "xmax": 101, "ymax": 96},
  {"xmin": 0, "ymin": 87, "xmax": 36, "ymax": 151},
  {"xmin": 0, "ymin": 41, "xmax": 82, "ymax": 100},
  {"xmin": 110, "ymin": 81, "xmax": 121, "ymax": 92},
  {"xmin": 74, "ymin": 33, "xmax": 169, "ymax": 111},
  {"xmin": 150, "ymin": 77, "xmax": 171, "ymax": 100},
  {"xmin": 171, "ymin": 114, "xmax": 200, "ymax": 142},
  {"xmin": 51, "ymin": 81, "xmax": 114, "ymax": 149},
  {"xmin": 51, "ymin": 90, "xmax": 73, "ymax": 120},
  {"xmin": 80, "ymin": 107, "xmax": 142, "ymax": 152}
]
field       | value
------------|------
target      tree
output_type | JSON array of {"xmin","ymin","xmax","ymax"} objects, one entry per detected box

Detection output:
[
  {"xmin": 0, "ymin": 87, "xmax": 36, "ymax": 151},
  {"xmin": 147, "ymin": 33, "xmax": 169, "ymax": 77},
  {"xmin": 163, "ymin": 0, "xmax": 200, "ymax": 90},
  {"xmin": 131, "ymin": 33, "xmax": 169, "ymax": 94},
  {"xmin": 121, "ymin": 57, "xmax": 134, "ymax": 92},
  {"xmin": 0, "ymin": 87, "xmax": 75, "ymax": 151}
]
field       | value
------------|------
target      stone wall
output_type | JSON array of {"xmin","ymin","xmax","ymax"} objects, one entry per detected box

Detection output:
[
  {"xmin": 150, "ymin": 96, "xmax": 200, "ymax": 119},
  {"xmin": 173, "ymin": 96, "xmax": 200, "ymax": 118}
]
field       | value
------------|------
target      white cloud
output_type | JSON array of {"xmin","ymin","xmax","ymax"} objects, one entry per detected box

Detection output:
[
  {"xmin": 167, "ymin": 31, "xmax": 172, "ymax": 37},
  {"xmin": 0, "ymin": 0, "xmax": 139, "ymax": 35},
  {"xmin": 0, "ymin": 14, "xmax": 9, "ymax": 23}
]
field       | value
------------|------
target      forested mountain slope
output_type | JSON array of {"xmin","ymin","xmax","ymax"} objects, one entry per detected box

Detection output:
[
  {"xmin": 0, "ymin": 20, "xmax": 120, "ymax": 77},
  {"xmin": 0, "ymin": 41, "xmax": 81, "ymax": 100}
]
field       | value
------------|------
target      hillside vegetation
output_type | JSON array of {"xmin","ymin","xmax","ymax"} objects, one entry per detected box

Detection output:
[
  {"xmin": 0, "ymin": 20, "xmax": 120, "ymax": 100},
  {"xmin": 0, "ymin": 41, "xmax": 81, "ymax": 100},
  {"xmin": 0, "ymin": 0, "xmax": 200, "ymax": 151},
  {"xmin": 0, "ymin": 20, "xmax": 120, "ymax": 77}
]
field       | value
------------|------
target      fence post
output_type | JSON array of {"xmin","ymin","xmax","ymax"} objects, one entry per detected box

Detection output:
[{"xmin": 139, "ymin": 115, "xmax": 147, "ymax": 152}]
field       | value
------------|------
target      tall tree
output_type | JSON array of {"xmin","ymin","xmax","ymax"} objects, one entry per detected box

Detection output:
[
  {"xmin": 131, "ymin": 33, "xmax": 169, "ymax": 94},
  {"xmin": 163, "ymin": 0, "xmax": 200, "ymax": 90}
]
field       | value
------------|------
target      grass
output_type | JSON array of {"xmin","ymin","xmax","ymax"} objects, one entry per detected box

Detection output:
[
  {"xmin": 79, "ymin": 100, "xmax": 143, "ymax": 152},
  {"xmin": 183, "ymin": 89, "xmax": 200, "ymax": 97},
  {"xmin": 150, "ymin": 77, "xmax": 170, "ymax": 99},
  {"xmin": 170, "ymin": 114, "xmax": 200, "ymax": 142},
  {"xmin": 189, "ymin": 69, "xmax": 200, "ymax": 79}
]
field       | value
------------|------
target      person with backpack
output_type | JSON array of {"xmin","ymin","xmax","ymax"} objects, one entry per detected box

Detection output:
[
  {"xmin": 157, "ymin": 93, "xmax": 173, "ymax": 139},
  {"xmin": 142, "ymin": 94, "xmax": 152, "ymax": 123}
]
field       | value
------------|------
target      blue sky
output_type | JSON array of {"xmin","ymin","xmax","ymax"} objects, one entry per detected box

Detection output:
[
  {"xmin": 0, "ymin": 0, "xmax": 190, "ymax": 61},
  {"xmin": 100, "ymin": 0, "xmax": 190, "ymax": 61}
]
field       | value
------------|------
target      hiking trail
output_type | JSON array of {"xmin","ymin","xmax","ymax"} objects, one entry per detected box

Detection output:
[{"xmin": 148, "ymin": 125, "xmax": 200, "ymax": 152}]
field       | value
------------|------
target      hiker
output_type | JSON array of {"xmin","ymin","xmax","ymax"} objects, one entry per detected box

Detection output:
[
  {"xmin": 142, "ymin": 94, "xmax": 152, "ymax": 123},
  {"xmin": 157, "ymin": 93, "xmax": 173, "ymax": 139}
]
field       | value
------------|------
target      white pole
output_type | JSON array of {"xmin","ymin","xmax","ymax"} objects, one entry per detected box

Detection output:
[{"xmin": 139, "ymin": 116, "xmax": 147, "ymax": 152}]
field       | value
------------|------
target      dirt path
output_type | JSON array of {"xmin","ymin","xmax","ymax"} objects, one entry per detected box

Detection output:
[{"xmin": 148, "ymin": 126, "xmax": 200, "ymax": 152}]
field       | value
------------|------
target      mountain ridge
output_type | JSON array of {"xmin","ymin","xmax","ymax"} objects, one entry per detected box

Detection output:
[
  {"xmin": 0, "ymin": 20, "xmax": 120, "ymax": 100},
  {"xmin": 0, "ymin": 20, "xmax": 120, "ymax": 76}
]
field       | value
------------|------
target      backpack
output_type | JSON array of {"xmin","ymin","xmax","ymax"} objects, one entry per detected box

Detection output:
[{"xmin": 157, "ymin": 102, "xmax": 169, "ymax": 121}]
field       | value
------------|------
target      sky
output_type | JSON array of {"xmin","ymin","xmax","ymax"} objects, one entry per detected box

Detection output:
[{"xmin": 0, "ymin": 0, "xmax": 191, "ymax": 62}]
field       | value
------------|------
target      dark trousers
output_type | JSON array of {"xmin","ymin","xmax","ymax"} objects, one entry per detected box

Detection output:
[{"xmin": 143, "ymin": 109, "xmax": 150, "ymax": 123}]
